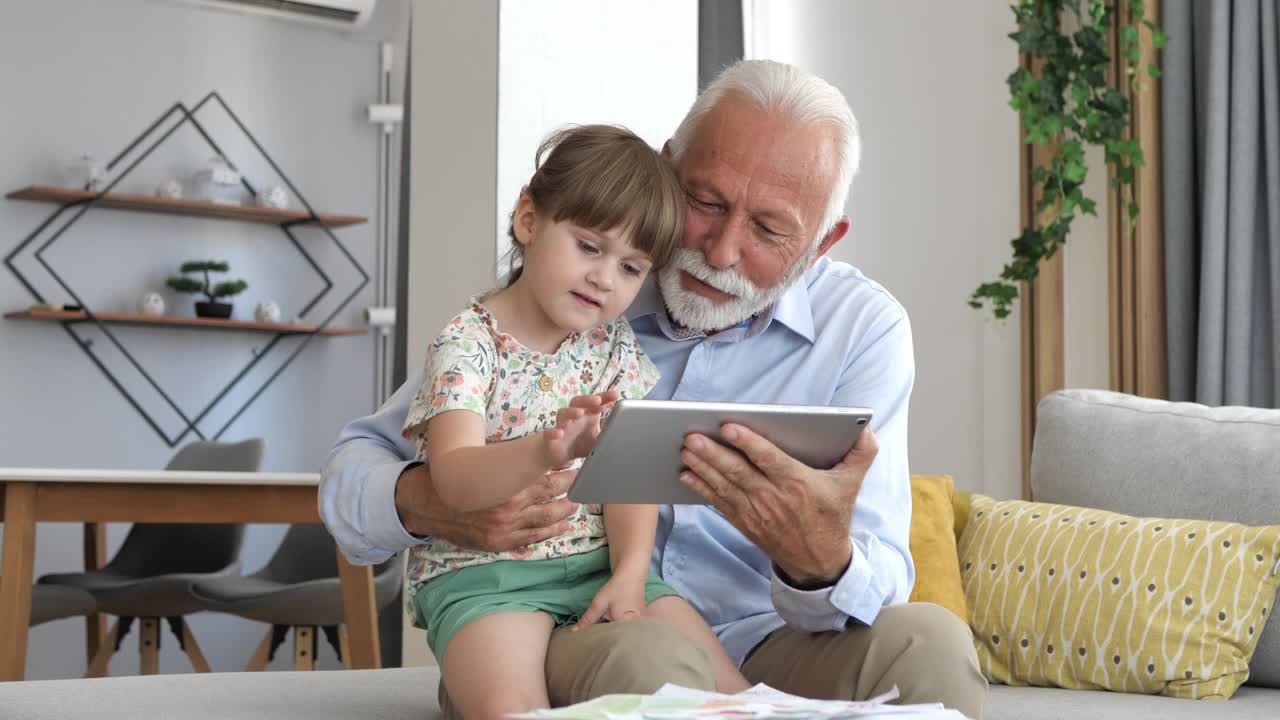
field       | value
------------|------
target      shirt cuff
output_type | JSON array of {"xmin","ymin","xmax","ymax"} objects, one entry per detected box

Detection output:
[
  {"xmin": 770, "ymin": 547, "xmax": 881, "ymax": 631},
  {"xmin": 361, "ymin": 460, "xmax": 430, "ymax": 552}
]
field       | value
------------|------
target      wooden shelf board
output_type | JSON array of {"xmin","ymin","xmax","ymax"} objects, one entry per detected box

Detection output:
[
  {"xmin": 4, "ymin": 309, "xmax": 366, "ymax": 336},
  {"xmin": 6, "ymin": 186, "xmax": 366, "ymax": 228}
]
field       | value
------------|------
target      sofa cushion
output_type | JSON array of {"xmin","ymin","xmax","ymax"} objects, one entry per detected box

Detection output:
[
  {"xmin": 987, "ymin": 683, "xmax": 1280, "ymax": 720},
  {"xmin": 1031, "ymin": 389, "xmax": 1280, "ymax": 688},
  {"xmin": 959, "ymin": 494, "xmax": 1280, "ymax": 699},
  {"xmin": 908, "ymin": 474, "xmax": 968, "ymax": 621}
]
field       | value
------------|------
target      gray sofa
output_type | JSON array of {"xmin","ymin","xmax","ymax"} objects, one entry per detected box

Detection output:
[{"xmin": 2, "ymin": 389, "xmax": 1277, "ymax": 719}]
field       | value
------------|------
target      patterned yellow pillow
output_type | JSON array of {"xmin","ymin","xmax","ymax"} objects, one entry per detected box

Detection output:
[{"xmin": 959, "ymin": 494, "xmax": 1280, "ymax": 699}]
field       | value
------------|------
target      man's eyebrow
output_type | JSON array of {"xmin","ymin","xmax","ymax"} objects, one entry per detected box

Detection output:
[
  {"xmin": 683, "ymin": 178, "xmax": 724, "ymax": 200},
  {"xmin": 752, "ymin": 207, "xmax": 802, "ymax": 232}
]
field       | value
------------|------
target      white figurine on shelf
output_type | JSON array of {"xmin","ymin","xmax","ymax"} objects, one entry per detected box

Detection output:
[
  {"xmin": 191, "ymin": 156, "xmax": 244, "ymax": 205},
  {"xmin": 255, "ymin": 300, "xmax": 282, "ymax": 324},
  {"xmin": 256, "ymin": 185, "xmax": 289, "ymax": 210},
  {"xmin": 65, "ymin": 154, "xmax": 107, "ymax": 192},
  {"xmin": 137, "ymin": 292, "xmax": 166, "ymax": 317},
  {"xmin": 155, "ymin": 179, "xmax": 183, "ymax": 200}
]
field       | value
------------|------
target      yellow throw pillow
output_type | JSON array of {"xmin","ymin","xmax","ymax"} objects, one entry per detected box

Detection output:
[
  {"xmin": 959, "ymin": 494, "xmax": 1280, "ymax": 699},
  {"xmin": 908, "ymin": 475, "xmax": 968, "ymax": 622}
]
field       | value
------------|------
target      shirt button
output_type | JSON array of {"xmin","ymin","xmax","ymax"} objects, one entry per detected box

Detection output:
[{"xmin": 538, "ymin": 376, "xmax": 554, "ymax": 392}]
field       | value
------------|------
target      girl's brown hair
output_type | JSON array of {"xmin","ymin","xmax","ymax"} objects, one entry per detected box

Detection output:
[{"xmin": 505, "ymin": 124, "xmax": 684, "ymax": 285}]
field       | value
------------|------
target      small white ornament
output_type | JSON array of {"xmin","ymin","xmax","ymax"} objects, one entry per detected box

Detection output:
[
  {"xmin": 255, "ymin": 300, "xmax": 282, "ymax": 324},
  {"xmin": 191, "ymin": 156, "xmax": 244, "ymax": 205},
  {"xmin": 256, "ymin": 185, "xmax": 289, "ymax": 210},
  {"xmin": 155, "ymin": 179, "xmax": 183, "ymax": 200},
  {"xmin": 65, "ymin": 154, "xmax": 107, "ymax": 192},
  {"xmin": 138, "ymin": 292, "xmax": 166, "ymax": 316}
]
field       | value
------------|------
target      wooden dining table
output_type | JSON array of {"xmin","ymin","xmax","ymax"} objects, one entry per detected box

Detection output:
[{"xmin": 0, "ymin": 467, "xmax": 382, "ymax": 681}]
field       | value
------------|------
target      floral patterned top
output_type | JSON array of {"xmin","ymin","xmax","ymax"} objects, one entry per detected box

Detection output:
[{"xmin": 401, "ymin": 298, "xmax": 660, "ymax": 596}]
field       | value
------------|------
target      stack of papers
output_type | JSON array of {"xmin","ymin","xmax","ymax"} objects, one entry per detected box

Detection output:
[{"xmin": 509, "ymin": 683, "xmax": 970, "ymax": 719}]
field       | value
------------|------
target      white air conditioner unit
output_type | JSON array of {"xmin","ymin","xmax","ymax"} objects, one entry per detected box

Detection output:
[{"xmin": 180, "ymin": 0, "xmax": 376, "ymax": 29}]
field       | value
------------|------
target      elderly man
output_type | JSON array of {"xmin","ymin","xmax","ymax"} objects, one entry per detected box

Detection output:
[{"xmin": 321, "ymin": 59, "xmax": 986, "ymax": 719}]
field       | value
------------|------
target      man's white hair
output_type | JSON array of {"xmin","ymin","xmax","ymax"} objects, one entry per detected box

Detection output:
[{"xmin": 668, "ymin": 59, "xmax": 861, "ymax": 244}]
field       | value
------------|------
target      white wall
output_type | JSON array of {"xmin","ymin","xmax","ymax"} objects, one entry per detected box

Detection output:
[
  {"xmin": 749, "ymin": 0, "xmax": 1024, "ymax": 499},
  {"xmin": 0, "ymin": 0, "xmax": 408, "ymax": 679}
]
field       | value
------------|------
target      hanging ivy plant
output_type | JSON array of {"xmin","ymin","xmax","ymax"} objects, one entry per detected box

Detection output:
[{"xmin": 970, "ymin": 0, "xmax": 1167, "ymax": 319}]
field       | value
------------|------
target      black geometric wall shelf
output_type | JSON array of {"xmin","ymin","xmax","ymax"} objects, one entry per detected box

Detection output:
[{"xmin": 3, "ymin": 92, "xmax": 369, "ymax": 447}]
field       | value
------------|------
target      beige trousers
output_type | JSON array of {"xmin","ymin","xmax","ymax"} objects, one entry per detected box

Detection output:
[{"xmin": 439, "ymin": 603, "xmax": 987, "ymax": 720}]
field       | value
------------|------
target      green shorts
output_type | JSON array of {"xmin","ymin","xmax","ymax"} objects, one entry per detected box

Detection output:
[{"xmin": 412, "ymin": 546, "xmax": 678, "ymax": 663}]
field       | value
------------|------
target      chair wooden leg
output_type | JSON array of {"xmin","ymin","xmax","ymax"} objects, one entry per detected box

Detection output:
[
  {"xmin": 84, "ymin": 619, "xmax": 119, "ymax": 678},
  {"xmin": 244, "ymin": 628, "xmax": 273, "ymax": 672},
  {"xmin": 339, "ymin": 625, "xmax": 352, "ymax": 670},
  {"xmin": 179, "ymin": 619, "xmax": 212, "ymax": 673},
  {"xmin": 139, "ymin": 618, "xmax": 159, "ymax": 675},
  {"xmin": 294, "ymin": 626, "xmax": 316, "ymax": 671},
  {"xmin": 82, "ymin": 523, "xmax": 107, "ymax": 666}
]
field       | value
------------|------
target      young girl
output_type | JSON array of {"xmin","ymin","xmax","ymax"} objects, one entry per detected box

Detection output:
[{"xmin": 402, "ymin": 125, "xmax": 749, "ymax": 720}]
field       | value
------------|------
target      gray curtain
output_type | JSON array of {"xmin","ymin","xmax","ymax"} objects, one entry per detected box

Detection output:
[
  {"xmin": 699, "ymin": 0, "xmax": 744, "ymax": 90},
  {"xmin": 1163, "ymin": 0, "xmax": 1280, "ymax": 408}
]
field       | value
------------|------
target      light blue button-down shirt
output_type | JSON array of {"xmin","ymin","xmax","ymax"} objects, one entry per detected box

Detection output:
[{"xmin": 320, "ymin": 256, "xmax": 915, "ymax": 665}]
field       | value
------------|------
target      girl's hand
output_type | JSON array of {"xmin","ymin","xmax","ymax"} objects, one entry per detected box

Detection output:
[
  {"xmin": 541, "ymin": 391, "xmax": 621, "ymax": 469},
  {"xmin": 573, "ymin": 573, "xmax": 647, "ymax": 631}
]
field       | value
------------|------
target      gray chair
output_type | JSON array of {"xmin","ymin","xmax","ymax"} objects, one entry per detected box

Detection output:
[
  {"xmin": 29, "ymin": 585, "xmax": 97, "ymax": 627},
  {"xmin": 39, "ymin": 438, "xmax": 265, "ymax": 676},
  {"xmin": 190, "ymin": 524, "xmax": 402, "ymax": 671}
]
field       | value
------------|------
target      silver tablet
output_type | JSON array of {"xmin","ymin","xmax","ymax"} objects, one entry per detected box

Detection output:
[{"xmin": 567, "ymin": 399, "xmax": 873, "ymax": 505}]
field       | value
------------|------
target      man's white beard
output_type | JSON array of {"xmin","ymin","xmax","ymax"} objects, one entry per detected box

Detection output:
[{"xmin": 658, "ymin": 245, "xmax": 817, "ymax": 332}]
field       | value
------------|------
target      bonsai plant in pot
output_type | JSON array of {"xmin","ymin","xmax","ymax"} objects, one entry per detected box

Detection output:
[{"xmin": 166, "ymin": 260, "xmax": 248, "ymax": 319}]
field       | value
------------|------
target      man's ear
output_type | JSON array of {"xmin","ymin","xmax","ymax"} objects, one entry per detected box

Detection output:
[
  {"xmin": 812, "ymin": 216, "xmax": 850, "ymax": 265},
  {"xmin": 512, "ymin": 192, "xmax": 538, "ymax": 247}
]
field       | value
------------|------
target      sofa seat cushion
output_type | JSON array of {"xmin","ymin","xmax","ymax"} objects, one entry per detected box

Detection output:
[
  {"xmin": 987, "ymin": 683, "xmax": 1280, "ymax": 720},
  {"xmin": 0, "ymin": 667, "xmax": 443, "ymax": 720}
]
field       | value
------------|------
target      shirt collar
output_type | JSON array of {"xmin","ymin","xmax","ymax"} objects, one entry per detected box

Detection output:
[{"xmin": 627, "ymin": 275, "xmax": 816, "ymax": 344}]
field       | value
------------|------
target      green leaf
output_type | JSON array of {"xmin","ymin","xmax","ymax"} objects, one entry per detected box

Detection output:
[
  {"xmin": 1071, "ymin": 81, "xmax": 1089, "ymax": 107},
  {"xmin": 1064, "ymin": 156, "xmax": 1086, "ymax": 183},
  {"xmin": 1147, "ymin": 63, "xmax": 1162, "ymax": 79},
  {"xmin": 179, "ymin": 260, "xmax": 230, "ymax": 273},
  {"xmin": 211, "ymin": 279, "xmax": 248, "ymax": 299}
]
